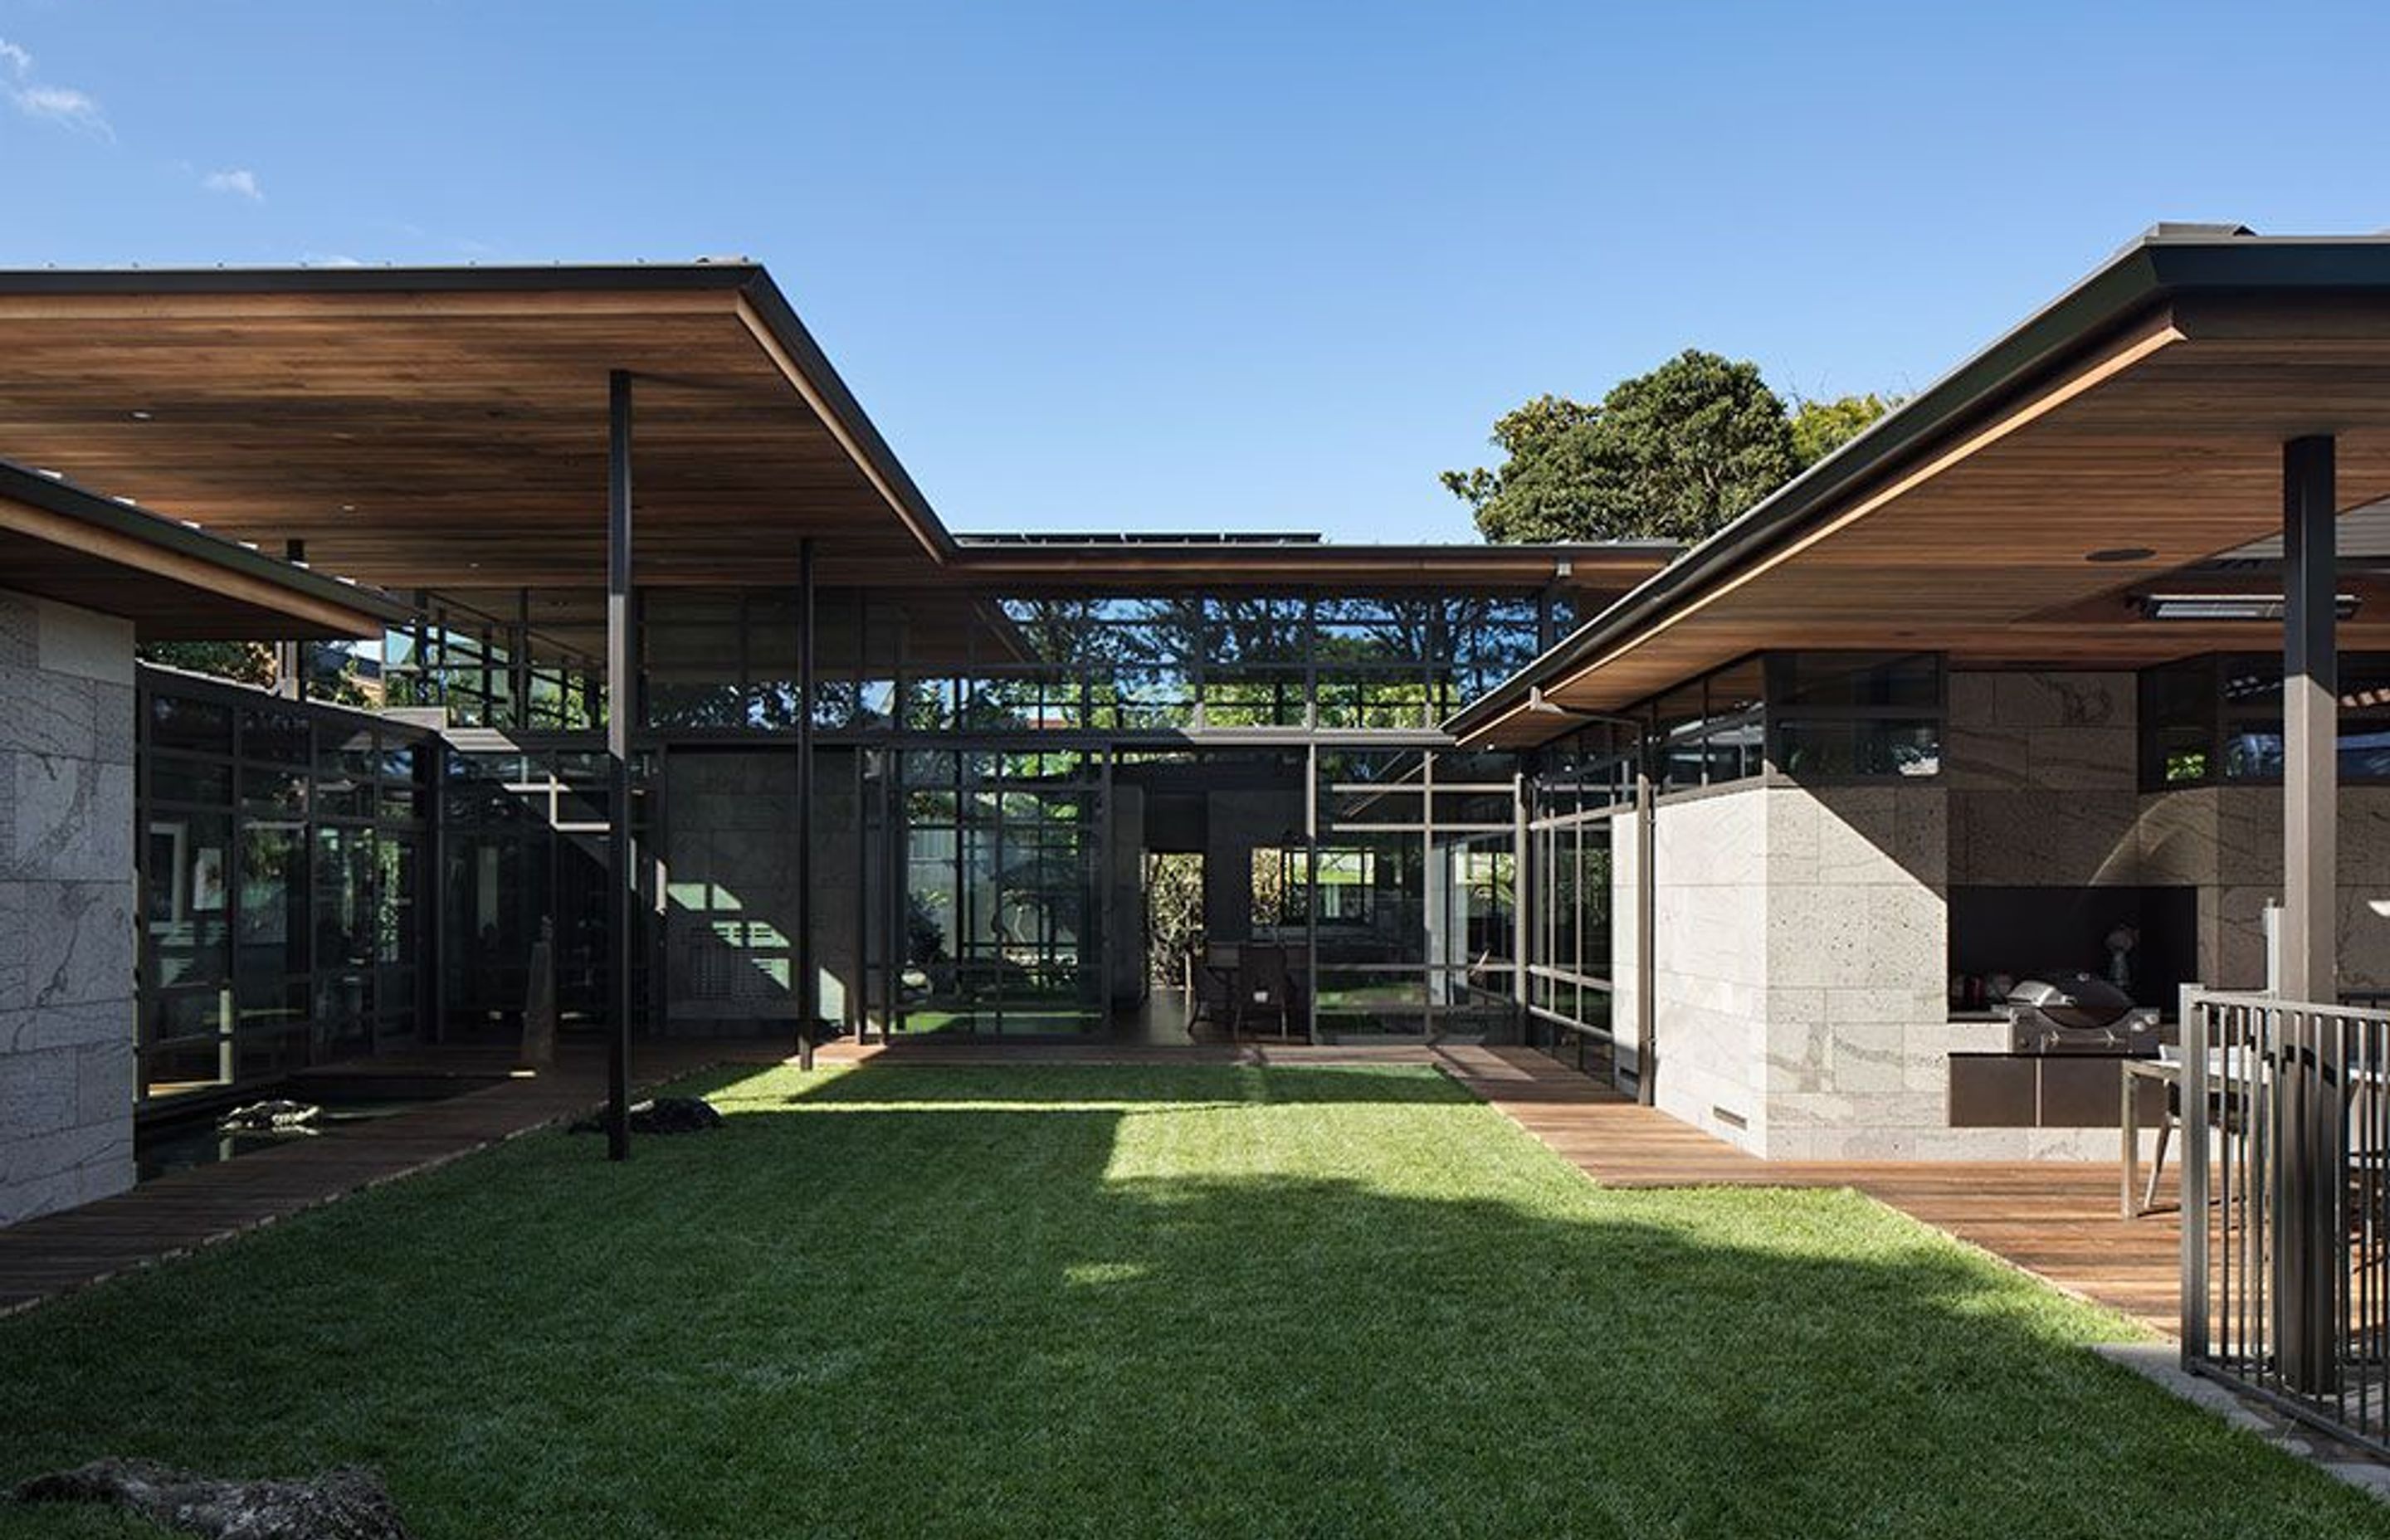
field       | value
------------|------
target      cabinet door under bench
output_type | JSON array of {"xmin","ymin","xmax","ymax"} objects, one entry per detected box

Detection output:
[{"xmin": 1948, "ymin": 1052, "xmax": 2168, "ymax": 1128}]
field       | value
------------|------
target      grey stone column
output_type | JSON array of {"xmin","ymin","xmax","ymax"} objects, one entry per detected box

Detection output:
[{"xmin": 0, "ymin": 590, "xmax": 136, "ymax": 1226}]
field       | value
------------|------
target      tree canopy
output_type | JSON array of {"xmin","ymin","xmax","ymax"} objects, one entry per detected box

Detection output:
[
  {"xmin": 1788, "ymin": 391, "xmax": 1897, "ymax": 468},
  {"xmin": 137, "ymin": 639, "xmax": 373, "ymax": 706},
  {"xmin": 1446, "ymin": 353, "xmax": 1899, "ymax": 544}
]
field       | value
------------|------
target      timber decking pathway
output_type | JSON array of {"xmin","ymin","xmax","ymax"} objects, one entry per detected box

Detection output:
[
  {"xmin": 0, "ymin": 1040, "xmax": 784, "ymax": 1318},
  {"xmin": 1437, "ymin": 1045, "xmax": 2184, "ymax": 1338}
]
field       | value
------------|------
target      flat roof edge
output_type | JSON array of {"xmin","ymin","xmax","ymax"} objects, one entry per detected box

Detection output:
[
  {"xmin": 0, "ymin": 458, "xmax": 412, "ymax": 627},
  {"xmin": 1445, "ymin": 231, "xmax": 2390, "ymax": 744},
  {"xmin": 0, "ymin": 261, "xmax": 764, "ymax": 296},
  {"xmin": 731, "ymin": 269, "xmax": 958, "ymax": 564}
]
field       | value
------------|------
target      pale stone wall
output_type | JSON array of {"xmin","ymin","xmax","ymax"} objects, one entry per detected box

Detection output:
[
  {"xmin": 1617, "ymin": 670, "xmax": 2149, "ymax": 1159},
  {"xmin": 0, "ymin": 592, "xmax": 136, "ymax": 1226},
  {"xmin": 1611, "ymin": 665, "xmax": 2390, "ymax": 1161},
  {"xmin": 1761, "ymin": 784, "xmax": 1954, "ymax": 1160},
  {"xmin": 1946, "ymin": 670, "xmax": 2140, "ymax": 886},
  {"xmin": 2136, "ymin": 782, "xmax": 2390, "ymax": 992},
  {"xmin": 1617, "ymin": 779, "xmax": 1967, "ymax": 1159},
  {"xmin": 1614, "ymin": 789, "xmax": 1773, "ymax": 1149}
]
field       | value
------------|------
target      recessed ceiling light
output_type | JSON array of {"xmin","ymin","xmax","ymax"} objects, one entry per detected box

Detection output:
[{"xmin": 2087, "ymin": 546, "xmax": 2156, "ymax": 563}]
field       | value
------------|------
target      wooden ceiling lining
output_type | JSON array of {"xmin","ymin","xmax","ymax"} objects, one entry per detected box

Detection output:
[
  {"xmin": 1539, "ymin": 306, "xmax": 2390, "ymax": 717},
  {"xmin": 0, "ymin": 291, "xmax": 951, "ymax": 593}
]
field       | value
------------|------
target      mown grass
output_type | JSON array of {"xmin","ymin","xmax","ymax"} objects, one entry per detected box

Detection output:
[{"xmin": 1, "ymin": 1061, "xmax": 2382, "ymax": 1538}]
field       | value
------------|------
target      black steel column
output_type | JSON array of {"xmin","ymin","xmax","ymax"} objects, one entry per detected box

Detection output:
[
  {"xmin": 1633, "ymin": 746, "xmax": 1656, "ymax": 1107},
  {"xmin": 882, "ymin": 758, "xmax": 902, "ymax": 1041},
  {"xmin": 605, "ymin": 370, "xmax": 635, "ymax": 1161},
  {"xmin": 796, "ymin": 538, "xmax": 817, "ymax": 1070},
  {"xmin": 275, "ymin": 539, "xmax": 307, "ymax": 699},
  {"xmin": 512, "ymin": 587, "xmax": 534, "ymax": 729},
  {"xmin": 2279, "ymin": 432, "xmax": 2339, "ymax": 1393},
  {"xmin": 425, "ymin": 738, "xmax": 446, "ymax": 1045},
  {"xmin": 851, "ymin": 746, "xmax": 868, "ymax": 1040}
]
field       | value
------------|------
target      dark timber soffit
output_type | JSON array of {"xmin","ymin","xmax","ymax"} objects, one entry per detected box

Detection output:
[
  {"xmin": 0, "ymin": 260, "xmax": 959, "ymax": 569},
  {"xmin": 1443, "ymin": 228, "xmax": 2390, "ymax": 748},
  {"xmin": 0, "ymin": 456, "xmax": 410, "ymax": 637}
]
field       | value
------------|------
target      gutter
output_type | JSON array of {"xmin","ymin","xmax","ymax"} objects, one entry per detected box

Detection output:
[
  {"xmin": 1444, "ymin": 229, "xmax": 2390, "ymax": 744},
  {"xmin": 0, "ymin": 456, "xmax": 412, "ymax": 627}
]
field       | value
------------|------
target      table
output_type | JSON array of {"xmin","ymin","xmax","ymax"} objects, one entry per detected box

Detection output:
[{"xmin": 2119, "ymin": 1058, "xmax": 2179, "ymax": 1220}]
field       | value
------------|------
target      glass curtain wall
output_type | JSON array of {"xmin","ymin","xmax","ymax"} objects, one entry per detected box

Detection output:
[
  {"xmin": 1309, "ymin": 749, "xmax": 1520, "ymax": 1039},
  {"xmin": 137, "ymin": 672, "xmax": 433, "ymax": 1102},
  {"xmin": 383, "ymin": 591, "xmax": 598, "ymax": 730},
  {"xmin": 441, "ymin": 744, "xmax": 656, "ymax": 1044},
  {"xmin": 629, "ymin": 583, "xmax": 1563, "ymax": 1042},
  {"xmin": 896, "ymin": 748, "xmax": 1105, "ymax": 1036},
  {"xmin": 778, "ymin": 587, "xmax": 1553, "ymax": 737},
  {"xmin": 1525, "ymin": 724, "xmax": 1631, "ymax": 1075}
]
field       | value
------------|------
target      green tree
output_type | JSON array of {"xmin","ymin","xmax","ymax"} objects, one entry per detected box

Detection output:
[
  {"xmin": 1436, "ymin": 394, "xmax": 1602, "ymax": 541},
  {"xmin": 1789, "ymin": 391, "xmax": 1900, "ymax": 469},
  {"xmin": 136, "ymin": 638, "xmax": 373, "ymax": 705},
  {"xmin": 139, "ymin": 640, "xmax": 275, "ymax": 686},
  {"xmin": 1447, "ymin": 351, "xmax": 1799, "ymax": 543}
]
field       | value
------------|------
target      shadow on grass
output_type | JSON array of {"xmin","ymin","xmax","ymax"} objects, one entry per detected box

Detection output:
[
  {"xmin": 0, "ymin": 1059, "xmax": 2380, "ymax": 1539},
  {"xmin": 748, "ymin": 1060, "xmax": 1475, "ymax": 1109}
]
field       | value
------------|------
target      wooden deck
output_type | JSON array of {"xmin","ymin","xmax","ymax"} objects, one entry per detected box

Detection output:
[
  {"xmin": 0, "ymin": 1040, "xmax": 786, "ymax": 1318},
  {"xmin": 1441, "ymin": 1046, "xmax": 2184, "ymax": 1337}
]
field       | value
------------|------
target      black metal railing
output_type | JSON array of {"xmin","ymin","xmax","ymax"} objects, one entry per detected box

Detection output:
[{"xmin": 2182, "ymin": 987, "xmax": 2390, "ymax": 1453}]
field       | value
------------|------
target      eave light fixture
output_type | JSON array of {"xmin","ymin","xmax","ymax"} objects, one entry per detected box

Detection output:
[{"xmin": 2138, "ymin": 592, "xmax": 2360, "ymax": 621}]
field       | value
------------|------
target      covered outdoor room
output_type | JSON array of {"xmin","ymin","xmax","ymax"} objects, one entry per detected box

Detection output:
[
  {"xmin": 1451, "ymin": 223, "xmax": 2390, "ymax": 1450},
  {"xmin": 0, "ymin": 456, "xmax": 407, "ymax": 1224},
  {"xmin": 0, "ymin": 263, "xmax": 1672, "ymax": 1132},
  {"xmin": 1453, "ymin": 227, "xmax": 2390, "ymax": 1159}
]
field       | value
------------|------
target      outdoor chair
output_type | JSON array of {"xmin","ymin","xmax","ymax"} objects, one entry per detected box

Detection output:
[
  {"xmin": 1188, "ymin": 942, "xmax": 1238, "ymax": 1035},
  {"xmin": 1234, "ymin": 943, "xmax": 1300, "ymax": 1040}
]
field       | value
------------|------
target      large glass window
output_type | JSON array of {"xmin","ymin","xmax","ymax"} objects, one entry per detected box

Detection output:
[
  {"xmin": 895, "ymin": 748, "xmax": 1104, "ymax": 1036},
  {"xmin": 385, "ymin": 593, "xmax": 595, "ymax": 731},
  {"xmin": 2139, "ymin": 651, "xmax": 2390, "ymax": 789},
  {"xmin": 136, "ymin": 671, "xmax": 433, "ymax": 1101},
  {"xmin": 1524, "ymin": 777, "xmax": 1619, "ymax": 1078},
  {"xmin": 1765, "ymin": 651, "xmax": 1943, "ymax": 780},
  {"xmin": 1306, "ymin": 748, "xmax": 1518, "ymax": 1039}
]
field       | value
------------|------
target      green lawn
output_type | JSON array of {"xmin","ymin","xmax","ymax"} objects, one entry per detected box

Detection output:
[{"xmin": 2, "ymin": 1062, "xmax": 2382, "ymax": 1538}]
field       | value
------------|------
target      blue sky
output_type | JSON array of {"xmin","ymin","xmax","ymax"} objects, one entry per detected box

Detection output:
[{"xmin": 2, "ymin": 2, "xmax": 2388, "ymax": 543}]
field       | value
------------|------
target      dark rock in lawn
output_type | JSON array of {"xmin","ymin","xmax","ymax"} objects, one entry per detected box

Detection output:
[
  {"xmin": 568, "ymin": 1095, "xmax": 724, "ymax": 1136},
  {"xmin": 217, "ymin": 1099, "xmax": 319, "ymax": 1134},
  {"xmin": 13, "ymin": 1457, "xmax": 412, "ymax": 1538}
]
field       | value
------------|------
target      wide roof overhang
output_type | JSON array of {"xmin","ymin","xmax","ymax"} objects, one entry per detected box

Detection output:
[
  {"xmin": 0, "ymin": 457, "xmax": 407, "ymax": 640},
  {"xmin": 0, "ymin": 262, "xmax": 954, "ymax": 591},
  {"xmin": 0, "ymin": 263, "xmax": 1680, "ymax": 626},
  {"xmin": 1451, "ymin": 228, "xmax": 2390, "ymax": 749}
]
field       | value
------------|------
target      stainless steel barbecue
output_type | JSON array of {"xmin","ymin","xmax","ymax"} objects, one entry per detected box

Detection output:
[{"xmin": 2005, "ymin": 972, "xmax": 2169, "ymax": 1055}]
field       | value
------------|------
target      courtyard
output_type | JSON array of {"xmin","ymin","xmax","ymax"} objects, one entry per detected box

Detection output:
[{"xmin": 0, "ymin": 1060, "xmax": 2378, "ymax": 1538}]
